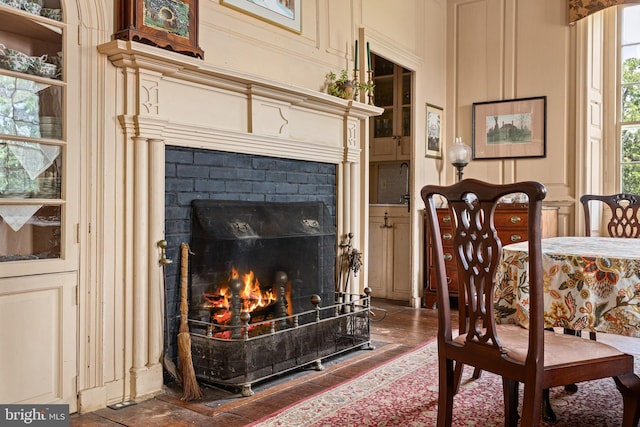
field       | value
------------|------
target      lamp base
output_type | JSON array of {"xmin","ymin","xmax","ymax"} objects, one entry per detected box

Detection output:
[{"xmin": 452, "ymin": 161, "xmax": 468, "ymax": 182}]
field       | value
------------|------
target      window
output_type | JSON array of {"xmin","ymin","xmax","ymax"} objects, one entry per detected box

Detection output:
[{"xmin": 619, "ymin": 5, "xmax": 640, "ymax": 193}]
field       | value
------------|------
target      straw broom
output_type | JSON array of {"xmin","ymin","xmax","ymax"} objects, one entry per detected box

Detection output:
[{"xmin": 178, "ymin": 242, "xmax": 203, "ymax": 400}]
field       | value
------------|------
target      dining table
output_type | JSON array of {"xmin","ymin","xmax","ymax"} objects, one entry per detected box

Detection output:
[
  {"xmin": 495, "ymin": 236, "xmax": 640, "ymax": 337},
  {"xmin": 495, "ymin": 235, "xmax": 640, "ymax": 426}
]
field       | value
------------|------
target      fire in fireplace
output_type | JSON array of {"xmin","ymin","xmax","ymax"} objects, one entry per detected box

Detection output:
[{"xmin": 202, "ymin": 267, "xmax": 283, "ymax": 335}]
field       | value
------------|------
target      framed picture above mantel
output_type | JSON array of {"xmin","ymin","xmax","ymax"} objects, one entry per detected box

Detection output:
[
  {"xmin": 472, "ymin": 96, "xmax": 546, "ymax": 160},
  {"xmin": 114, "ymin": 0, "xmax": 204, "ymax": 59}
]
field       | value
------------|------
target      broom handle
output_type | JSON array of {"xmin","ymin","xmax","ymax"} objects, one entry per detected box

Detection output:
[{"xmin": 180, "ymin": 243, "xmax": 189, "ymax": 333}]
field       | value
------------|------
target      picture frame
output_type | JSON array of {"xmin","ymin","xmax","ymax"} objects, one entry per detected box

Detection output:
[
  {"xmin": 425, "ymin": 103, "xmax": 443, "ymax": 158},
  {"xmin": 114, "ymin": 0, "xmax": 204, "ymax": 59},
  {"xmin": 222, "ymin": 0, "xmax": 301, "ymax": 33},
  {"xmin": 472, "ymin": 96, "xmax": 546, "ymax": 160}
]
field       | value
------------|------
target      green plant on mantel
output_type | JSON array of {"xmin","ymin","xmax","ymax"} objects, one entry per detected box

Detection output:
[{"xmin": 326, "ymin": 70, "xmax": 374, "ymax": 100}]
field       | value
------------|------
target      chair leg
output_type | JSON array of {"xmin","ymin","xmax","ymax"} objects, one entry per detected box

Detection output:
[
  {"xmin": 562, "ymin": 328, "xmax": 580, "ymax": 393},
  {"xmin": 437, "ymin": 358, "xmax": 455, "ymax": 427},
  {"xmin": 472, "ymin": 367, "xmax": 482, "ymax": 379},
  {"xmin": 542, "ymin": 388, "xmax": 557, "ymax": 422},
  {"xmin": 502, "ymin": 378, "xmax": 519, "ymax": 427},
  {"xmin": 613, "ymin": 373, "xmax": 640, "ymax": 427},
  {"xmin": 453, "ymin": 361, "xmax": 464, "ymax": 394},
  {"xmin": 453, "ymin": 362, "xmax": 482, "ymax": 395}
]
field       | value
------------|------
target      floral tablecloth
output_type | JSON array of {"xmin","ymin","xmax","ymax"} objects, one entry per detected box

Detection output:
[{"xmin": 495, "ymin": 236, "xmax": 640, "ymax": 337}]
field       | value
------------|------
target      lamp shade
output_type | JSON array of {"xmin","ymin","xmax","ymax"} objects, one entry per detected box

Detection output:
[{"xmin": 447, "ymin": 137, "xmax": 472, "ymax": 167}]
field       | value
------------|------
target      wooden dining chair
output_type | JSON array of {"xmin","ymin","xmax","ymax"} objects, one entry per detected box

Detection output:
[
  {"xmin": 581, "ymin": 193, "xmax": 640, "ymax": 238},
  {"xmin": 579, "ymin": 192, "xmax": 640, "ymax": 341},
  {"xmin": 422, "ymin": 179, "xmax": 637, "ymax": 427}
]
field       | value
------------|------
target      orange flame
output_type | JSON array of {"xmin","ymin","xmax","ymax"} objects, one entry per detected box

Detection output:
[{"xmin": 203, "ymin": 267, "xmax": 277, "ymax": 314}]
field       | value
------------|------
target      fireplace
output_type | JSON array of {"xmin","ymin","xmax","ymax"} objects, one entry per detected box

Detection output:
[{"xmin": 186, "ymin": 199, "xmax": 371, "ymax": 396}]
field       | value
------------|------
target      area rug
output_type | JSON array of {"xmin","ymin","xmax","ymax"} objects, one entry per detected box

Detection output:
[{"xmin": 249, "ymin": 338, "xmax": 640, "ymax": 427}]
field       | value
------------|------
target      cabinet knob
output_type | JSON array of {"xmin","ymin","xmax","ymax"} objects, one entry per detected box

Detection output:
[
  {"xmin": 444, "ymin": 253, "xmax": 453, "ymax": 261},
  {"xmin": 442, "ymin": 216, "xmax": 451, "ymax": 223},
  {"xmin": 442, "ymin": 233, "xmax": 452, "ymax": 240},
  {"xmin": 510, "ymin": 235, "xmax": 522, "ymax": 242},
  {"xmin": 510, "ymin": 216, "xmax": 522, "ymax": 224}
]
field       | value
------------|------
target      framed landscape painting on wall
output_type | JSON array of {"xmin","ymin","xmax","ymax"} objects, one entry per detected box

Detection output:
[
  {"xmin": 472, "ymin": 96, "xmax": 546, "ymax": 160},
  {"xmin": 425, "ymin": 103, "xmax": 443, "ymax": 158},
  {"xmin": 222, "ymin": 0, "xmax": 301, "ymax": 33}
]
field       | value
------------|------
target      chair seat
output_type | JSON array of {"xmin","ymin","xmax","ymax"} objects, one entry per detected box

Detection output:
[{"xmin": 454, "ymin": 325, "xmax": 625, "ymax": 365}]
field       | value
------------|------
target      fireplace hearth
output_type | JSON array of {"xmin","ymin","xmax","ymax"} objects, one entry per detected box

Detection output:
[{"xmin": 188, "ymin": 200, "xmax": 371, "ymax": 395}]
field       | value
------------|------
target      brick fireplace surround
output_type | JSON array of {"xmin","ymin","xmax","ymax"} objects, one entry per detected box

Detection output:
[{"xmin": 163, "ymin": 148, "xmax": 338, "ymax": 363}]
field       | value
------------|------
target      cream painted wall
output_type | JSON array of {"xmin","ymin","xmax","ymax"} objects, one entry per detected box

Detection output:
[
  {"xmin": 55, "ymin": 0, "xmax": 586, "ymax": 413},
  {"xmin": 65, "ymin": 0, "xmax": 447, "ymax": 412},
  {"xmin": 446, "ymin": 0, "xmax": 577, "ymax": 236}
]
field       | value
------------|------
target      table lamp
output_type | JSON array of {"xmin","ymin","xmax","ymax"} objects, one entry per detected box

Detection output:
[{"xmin": 447, "ymin": 137, "xmax": 472, "ymax": 182}]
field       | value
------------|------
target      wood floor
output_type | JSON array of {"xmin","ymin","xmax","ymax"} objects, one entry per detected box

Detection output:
[{"xmin": 69, "ymin": 298, "xmax": 449, "ymax": 426}]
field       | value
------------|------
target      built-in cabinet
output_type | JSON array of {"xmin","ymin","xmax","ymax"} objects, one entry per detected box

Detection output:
[
  {"xmin": 423, "ymin": 204, "xmax": 559, "ymax": 308},
  {"xmin": 368, "ymin": 55, "xmax": 413, "ymax": 301},
  {"xmin": 369, "ymin": 55, "xmax": 411, "ymax": 162},
  {"xmin": 0, "ymin": 1, "xmax": 65, "ymax": 264},
  {"xmin": 368, "ymin": 206, "xmax": 411, "ymax": 300},
  {"xmin": 0, "ymin": 1, "xmax": 77, "ymax": 411}
]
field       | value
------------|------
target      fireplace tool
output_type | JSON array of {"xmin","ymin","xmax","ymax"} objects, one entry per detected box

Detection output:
[
  {"xmin": 178, "ymin": 242, "xmax": 203, "ymax": 400},
  {"xmin": 158, "ymin": 240, "xmax": 180, "ymax": 383},
  {"xmin": 337, "ymin": 233, "xmax": 386, "ymax": 321}
]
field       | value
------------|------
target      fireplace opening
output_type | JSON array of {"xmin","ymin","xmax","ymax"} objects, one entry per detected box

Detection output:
[
  {"xmin": 187, "ymin": 199, "xmax": 371, "ymax": 396},
  {"xmin": 190, "ymin": 200, "xmax": 336, "ymax": 322}
]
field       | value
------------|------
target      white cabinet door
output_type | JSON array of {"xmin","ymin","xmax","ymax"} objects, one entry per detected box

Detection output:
[
  {"xmin": 368, "ymin": 207, "xmax": 410, "ymax": 300},
  {"xmin": 390, "ymin": 215, "xmax": 411, "ymax": 300},
  {"xmin": 368, "ymin": 214, "xmax": 389, "ymax": 298},
  {"xmin": 0, "ymin": 273, "xmax": 77, "ymax": 412}
]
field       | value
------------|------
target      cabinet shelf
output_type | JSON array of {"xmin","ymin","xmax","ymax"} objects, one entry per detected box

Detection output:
[
  {"xmin": 0, "ymin": 68, "xmax": 65, "ymax": 85},
  {"xmin": 0, "ymin": 133, "xmax": 65, "ymax": 145},
  {"xmin": 0, "ymin": 6, "xmax": 64, "ymax": 39}
]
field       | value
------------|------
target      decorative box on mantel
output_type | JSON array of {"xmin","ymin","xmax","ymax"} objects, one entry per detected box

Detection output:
[{"xmin": 114, "ymin": 0, "xmax": 204, "ymax": 59}]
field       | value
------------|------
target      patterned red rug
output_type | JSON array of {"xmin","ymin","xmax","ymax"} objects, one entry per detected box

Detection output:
[{"xmin": 249, "ymin": 337, "xmax": 640, "ymax": 427}]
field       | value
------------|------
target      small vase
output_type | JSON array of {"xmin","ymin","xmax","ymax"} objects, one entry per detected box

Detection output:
[{"xmin": 339, "ymin": 81, "xmax": 355, "ymax": 99}]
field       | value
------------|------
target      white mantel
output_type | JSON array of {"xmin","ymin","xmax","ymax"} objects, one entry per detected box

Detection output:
[{"xmin": 96, "ymin": 39, "xmax": 381, "ymax": 402}]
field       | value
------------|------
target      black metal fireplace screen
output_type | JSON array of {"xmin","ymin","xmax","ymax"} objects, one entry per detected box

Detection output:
[
  {"xmin": 188, "ymin": 200, "xmax": 371, "ymax": 395},
  {"xmin": 189, "ymin": 292, "xmax": 371, "ymax": 396}
]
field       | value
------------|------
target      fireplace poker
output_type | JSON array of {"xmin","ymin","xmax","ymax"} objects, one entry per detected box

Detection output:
[
  {"xmin": 158, "ymin": 240, "xmax": 180, "ymax": 384},
  {"xmin": 178, "ymin": 242, "xmax": 203, "ymax": 400}
]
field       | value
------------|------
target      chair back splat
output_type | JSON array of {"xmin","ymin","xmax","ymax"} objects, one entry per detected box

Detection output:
[
  {"xmin": 421, "ymin": 179, "xmax": 636, "ymax": 427},
  {"xmin": 580, "ymin": 193, "xmax": 640, "ymax": 238}
]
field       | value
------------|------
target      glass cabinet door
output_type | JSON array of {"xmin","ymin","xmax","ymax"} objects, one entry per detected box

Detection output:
[
  {"xmin": 0, "ymin": 3, "xmax": 66, "ymax": 264},
  {"xmin": 370, "ymin": 55, "xmax": 412, "ymax": 162}
]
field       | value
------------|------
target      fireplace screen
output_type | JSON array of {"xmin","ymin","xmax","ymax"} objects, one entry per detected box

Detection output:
[
  {"xmin": 188, "ymin": 200, "xmax": 371, "ymax": 395},
  {"xmin": 190, "ymin": 200, "xmax": 336, "ymax": 319}
]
